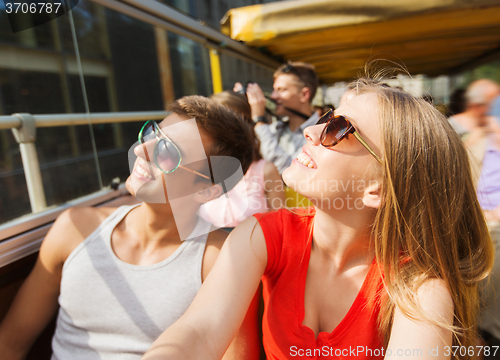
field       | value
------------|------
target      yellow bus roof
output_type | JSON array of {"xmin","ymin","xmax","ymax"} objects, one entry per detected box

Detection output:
[{"xmin": 221, "ymin": 0, "xmax": 500, "ymax": 83}]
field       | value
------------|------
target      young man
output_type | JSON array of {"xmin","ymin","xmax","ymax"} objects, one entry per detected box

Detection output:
[
  {"xmin": 0, "ymin": 96, "xmax": 257, "ymax": 360},
  {"xmin": 243, "ymin": 62, "xmax": 320, "ymax": 174}
]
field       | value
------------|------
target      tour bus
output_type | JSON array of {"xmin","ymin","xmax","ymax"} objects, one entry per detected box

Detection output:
[{"xmin": 1, "ymin": 0, "xmax": 499, "ymax": 358}]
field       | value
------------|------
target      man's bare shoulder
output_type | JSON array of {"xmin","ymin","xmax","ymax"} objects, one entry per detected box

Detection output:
[
  {"xmin": 55, "ymin": 206, "xmax": 116, "ymax": 238},
  {"xmin": 206, "ymin": 228, "xmax": 229, "ymax": 251},
  {"xmin": 41, "ymin": 206, "xmax": 119, "ymax": 264}
]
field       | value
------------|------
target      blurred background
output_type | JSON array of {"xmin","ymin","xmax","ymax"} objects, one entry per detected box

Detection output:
[{"xmin": 0, "ymin": 0, "xmax": 499, "ymax": 235}]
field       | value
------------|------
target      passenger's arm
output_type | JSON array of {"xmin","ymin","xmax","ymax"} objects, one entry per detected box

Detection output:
[
  {"xmin": 222, "ymin": 287, "xmax": 262, "ymax": 360},
  {"xmin": 245, "ymin": 83, "xmax": 294, "ymax": 174},
  {"xmin": 142, "ymin": 216, "xmax": 268, "ymax": 360},
  {"xmin": 245, "ymin": 83, "xmax": 267, "ymax": 121},
  {"xmin": 203, "ymin": 230, "xmax": 262, "ymax": 360},
  {"xmin": 385, "ymin": 279, "xmax": 454, "ymax": 360},
  {"xmin": 263, "ymin": 161, "xmax": 286, "ymax": 210},
  {"xmin": 0, "ymin": 210, "xmax": 80, "ymax": 360}
]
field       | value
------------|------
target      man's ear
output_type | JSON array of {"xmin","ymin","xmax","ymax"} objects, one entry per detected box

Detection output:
[
  {"xmin": 192, "ymin": 184, "xmax": 223, "ymax": 204},
  {"xmin": 299, "ymin": 87, "xmax": 311, "ymax": 103},
  {"xmin": 362, "ymin": 180, "xmax": 382, "ymax": 209}
]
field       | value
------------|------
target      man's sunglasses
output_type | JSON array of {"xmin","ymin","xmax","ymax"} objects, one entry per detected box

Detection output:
[
  {"xmin": 138, "ymin": 120, "xmax": 211, "ymax": 180},
  {"xmin": 316, "ymin": 109, "xmax": 382, "ymax": 163}
]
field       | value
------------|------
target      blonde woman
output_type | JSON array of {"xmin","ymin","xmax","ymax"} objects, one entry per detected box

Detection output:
[{"xmin": 142, "ymin": 78, "xmax": 493, "ymax": 360}]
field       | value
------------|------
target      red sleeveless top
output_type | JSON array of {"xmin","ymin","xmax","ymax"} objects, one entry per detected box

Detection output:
[{"xmin": 254, "ymin": 208, "xmax": 384, "ymax": 360}]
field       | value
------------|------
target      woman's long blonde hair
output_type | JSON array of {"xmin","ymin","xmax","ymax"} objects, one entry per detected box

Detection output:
[{"xmin": 352, "ymin": 78, "xmax": 493, "ymax": 359}]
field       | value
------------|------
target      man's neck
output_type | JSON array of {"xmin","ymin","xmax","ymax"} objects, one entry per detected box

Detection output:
[
  {"xmin": 131, "ymin": 202, "xmax": 200, "ymax": 245},
  {"xmin": 111, "ymin": 203, "xmax": 202, "ymax": 266},
  {"xmin": 287, "ymin": 108, "xmax": 312, "ymax": 132}
]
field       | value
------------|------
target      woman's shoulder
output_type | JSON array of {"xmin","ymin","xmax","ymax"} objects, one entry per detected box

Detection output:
[
  {"xmin": 416, "ymin": 278, "xmax": 453, "ymax": 311},
  {"xmin": 253, "ymin": 208, "xmax": 315, "ymax": 254}
]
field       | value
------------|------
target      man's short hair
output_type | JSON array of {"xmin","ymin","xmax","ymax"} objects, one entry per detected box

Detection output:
[
  {"xmin": 168, "ymin": 96, "xmax": 254, "ymax": 190},
  {"xmin": 274, "ymin": 62, "xmax": 319, "ymax": 103}
]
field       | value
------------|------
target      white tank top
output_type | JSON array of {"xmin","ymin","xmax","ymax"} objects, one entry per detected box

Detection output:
[{"xmin": 51, "ymin": 205, "xmax": 212, "ymax": 360}]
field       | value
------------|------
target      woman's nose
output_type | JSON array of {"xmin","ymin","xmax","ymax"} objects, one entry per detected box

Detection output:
[
  {"xmin": 303, "ymin": 124, "xmax": 323, "ymax": 146},
  {"xmin": 134, "ymin": 138, "xmax": 156, "ymax": 162}
]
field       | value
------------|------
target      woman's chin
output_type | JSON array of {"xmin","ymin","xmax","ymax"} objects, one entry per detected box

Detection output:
[
  {"xmin": 282, "ymin": 162, "xmax": 310, "ymax": 190},
  {"xmin": 282, "ymin": 167, "xmax": 290, "ymax": 184}
]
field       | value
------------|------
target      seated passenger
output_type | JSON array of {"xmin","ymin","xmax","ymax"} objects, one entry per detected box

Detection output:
[
  {"xmin": 241, "ymin": 62, "xmax": 320, "ymax": 175},
  {"xmin": 0, "ymin": 96, "xmax": 258, "ymax": 360},
  {"xmin": 199, "ymin": 91, "xmax": 285, "ymax": 229},
  {"xmin": 142, "ymin": 77, "xmax": 493, "ymax": 360}
]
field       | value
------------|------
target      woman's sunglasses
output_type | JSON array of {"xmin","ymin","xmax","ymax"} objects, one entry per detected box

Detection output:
[
  {"xmin": 316, "ymin": 109, "xmax": 382, "ymax": 163},
  {"xmin": 138, "ymin": 120, "xmax": 211, "ymax": 179}
]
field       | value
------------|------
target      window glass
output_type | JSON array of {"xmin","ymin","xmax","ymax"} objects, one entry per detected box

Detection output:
[
  {"xmin": 219, "ymin": 53, "xmax": 274, "ymax": 94},
  {"xmin": 0, "ymin": 130, "xmax": 31, "ymax": 223},
  {"xmin": 0, "ymin": 0, "xmax": 165, "ymax": 224},
  {"xmin": 0, "ymin": 0, "xmax": 276, "ymax": 227},
  {"xmin": 59, "ymin": 1, "xmax": 108, "ymax": 57},
  {"xmin": 168, "ymin": 32, "xmax": 212, "ymax": 98},
  {"xmin": 95, "ymin": 2, "xmax": 164, "ymax": 186},
  {"xmin": 104, "ymin": 5, "xmax": 163, "ymax": 112},
  {"xmin": 0, "ymin": 2, "xmax": 56, "ymax": 50},
  {"xmin": 159, "ymin": 0, "xmax": 266, "ymax": 30}
]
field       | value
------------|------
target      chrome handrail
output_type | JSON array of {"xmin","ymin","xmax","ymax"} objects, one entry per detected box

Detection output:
[
  {"xmin": 0, "ymin": 111, "xmax": 170, "ymax": 130},
  {"xmin": 0, "ymin": 111, "xmax": 167, "ymax": 267},
  {"xmin": 1, "ymin": 110, "xmax": 168, "ymax": 219}
]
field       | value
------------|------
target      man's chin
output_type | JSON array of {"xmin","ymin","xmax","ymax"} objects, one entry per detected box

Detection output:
[
  {"xmin": 275, "ymin": 107, "xmax": 286, "ymax": 117},
  {"xmin": 134, "ymin": 189, "xmax": 168, "ymax": 204},
  {"xmin": 125, "ymin": 176, "xmax": 135, "ymax": 195},
  {"xmin": 126, "ymin": 176, "xmax": 168, "ymax": 204}
]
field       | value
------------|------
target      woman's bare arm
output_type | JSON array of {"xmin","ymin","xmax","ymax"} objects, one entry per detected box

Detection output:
[
  {"xmin": 386, "ymin": 279, "xmax": 454, "ymax": 360},
  {"xmin": 222, "ymin": 287, "xmax": 262, "ymax": 360},
  {"xmin": 142, "ymin": 216, "xmax": 267, "ymax": 360}
]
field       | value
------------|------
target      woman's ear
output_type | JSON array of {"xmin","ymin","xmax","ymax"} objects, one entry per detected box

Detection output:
[
  {"xmin": 362, "ymin": 180, "xmax": 382, "ymax": 209},
  {"xmin": 193, "ymin": 184, "xmax": 223, "ymax": 204}
]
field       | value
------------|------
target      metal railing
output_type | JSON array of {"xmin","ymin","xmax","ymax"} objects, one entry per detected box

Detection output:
[
  {"xmin": 0, "ymin": 111, "xmax": 170, "ymax": 129},
  {"xmin": 0, "ymin": 111, "xmax": 168, "ymax": 266},
  {"xmin": 1, "ymin": 111, "xmax": 168, "ymax": 211}
]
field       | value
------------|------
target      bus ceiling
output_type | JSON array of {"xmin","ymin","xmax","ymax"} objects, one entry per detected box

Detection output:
[{"xmin": 221, "ymin": 0, "xmax": 500, "ymax": 84}]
